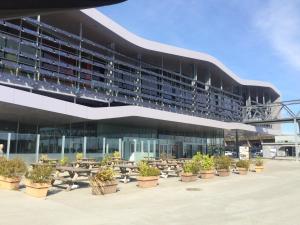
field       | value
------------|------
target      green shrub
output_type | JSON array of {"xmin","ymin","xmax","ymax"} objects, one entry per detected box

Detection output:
[
  {"xmin": 236, "ymin": 160, "xmax": 250, "ymax": 169},
  {"xmin": 101, "ymin": 154, "xmax": 112, "ymax": 166},
  {"xmin": 25, "ymin": 165, "xmax": 53, "ymax": 183},
  {"xmin": 0, "ymin": 158, "xmax": 27, "ymax": 178},
  {"xmin": 214, "ymin": 156, "xmax": 231, "ymax": 170},
  {"xmin": 113, "ymin": 151, "xmax": 121, "ymax": 158},
  {"xmin": 138, "ymin": 162, "xmax": 160, "ymax": 177},
  {"xmin": 255, "ymin": 157, "xmax": 264, "ymax": 166},
  {"xmin": 92, "ymin": 168, "xmax": 115, "ymax": 183},
  {"xmin": 75, "ymin": 152, "xmax": 83, "ymax": 161},
  {"xmin": 183, "ymin": 161, "xmax": 199, "ymax": 174},
  {"xmin": 192, "ymin": 152, "xmax": 203, "ymax": 162},
  {"xmin": 39, "ymin": 154, "xmax": 48, "ymax": 161},
  {"xmin": 60, "ymin": 156, "xmax": 69, "ymax": 166},
  {"xmin": 0, "ymin": 157, "xmax": 8, "ymax": 176},
  {"xmin": 200, "ymin": 155, "xmax": 215, "ymax": 170}
]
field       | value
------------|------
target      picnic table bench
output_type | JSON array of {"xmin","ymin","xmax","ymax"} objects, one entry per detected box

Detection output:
[
  {"xmin": 71, "ymin": 161, "xmax": 99, "ymax": 169},
  {"xmin": 149, "ymin": 162, "xmax": 181, "ymax": 178},
  {"xmin": 117, "ymin": 165, "xmax": 139, "ymax": 183},
  {"xmin": 52, "ymin": 166, "xmax": 92, "ymax": 191}
]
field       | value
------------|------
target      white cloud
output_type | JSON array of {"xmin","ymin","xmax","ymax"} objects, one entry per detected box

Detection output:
[{"xmin": 254, "ymin": 0, "xmax": 300, "ymax": 71}]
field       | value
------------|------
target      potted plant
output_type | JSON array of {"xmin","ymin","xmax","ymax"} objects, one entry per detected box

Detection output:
[
  {"xmin": 59, "ymin": 156, "xmax": 69, "ymax": 166},
  {"xmin": 200, "ymin": 155, "xmax": 215, "ymax": 179},
  {"xmin": 236, "ymin": 160, "xmax": 250, "ymax": 175},
  {"xmin": 75, "ymin": 152, "xmax": 84, "ymax": 161},
  {"xmin": 112, "ymin": 151, "xmax": 121, "ymax": 160},
  {"xmin": 39, "ymin": 154, "xmax": 48, "ymax": 163},
  {"xmin": 181, "ymin": 161, "xmax": 199, "ymax": 182},
  {"xmin": 214, "ymin": 156, "xmax": 231, "ymax": 177},
  {"xmin": 137, "ymin": 162, "xmax": 160, "ymax": 188},
  {"xmin": 101, "ymin": 155, "xmax": 112, "ymax": 166},
  {"xmin": 24, "ymin": 165, "xmax": 53, "ymax": 198},
  {"xmin": 90, "ymin": 168, "xmax": 118, "ymax": 195},
  {"xmin": 255, "ymin": 157, "xmax": 264, "ymax": 172},
  {"xmin": 0, "ymin": 158, "xmax": 27, "ymax": 190}
]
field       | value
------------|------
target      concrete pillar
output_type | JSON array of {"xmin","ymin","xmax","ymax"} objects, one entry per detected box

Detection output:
[
  {"xmin": 134, "ymin": 139, "xmax": 137, "ymax": 153},
  {"xmin": 35, "ymin": 134, "xmax": 40, "ymax": 163},
  {"xmin": 61, "ymin": 135, "xmax": 65, "ymax": 159},
  {"xmin": 235, "ymin": 130, "xmax": 239, "ymax": 158},
  {"xmin": 102, "ymin": 137, "xmax": 106, "ymax": 156},
  {"xmin": 118, "ymin": 138, "xmax": 122, "ymax": 155},
  {"xmin": 141, "ymin": 140, "xmax": 144, "ymax": 153},
  {"xmin": 147, "ymin": 140, "xmax": 150, "ymax": 158},
  {"xmin": 6, "ymin": 133, "xmax": 11, "ymax": 159},
  {"xmin": 83, "ymin": 136, "xmax": 87, "ymax": 158}
]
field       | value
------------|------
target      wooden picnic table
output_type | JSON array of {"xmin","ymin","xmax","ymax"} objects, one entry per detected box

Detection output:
[
  {"xmin": 80, "ymin": 158, "xmax": 96, "ymax": 162},
  {"xmin": 39, "ymin": 158, "xmax": 59, "ymax": 164},
  {"xmin": 149, "ymin": 162, "xmax": 181, "ymax": 178},
  {"xmin": 53, "ymin": 166, "xmax": 92, "ymax": 191},
  {"xmin": 30, "ymin": 162, "xmax": 57, "ymax": 168},
  {"xmin": 71, "ymin": 161, "xmax": 99, "ymax": 169},
  {"xmin": 117, "ymin": 165, "xmax": 139, "ymax": 183}
]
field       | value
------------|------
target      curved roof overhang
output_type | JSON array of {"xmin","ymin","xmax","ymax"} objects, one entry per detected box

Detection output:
[
  {"xmin": 0, "ymin": 85, "xmax": 281, "ymax": 135},
  {"xmin": 81, "ymin": 8, "xmax": 280, "ymax": 97}
]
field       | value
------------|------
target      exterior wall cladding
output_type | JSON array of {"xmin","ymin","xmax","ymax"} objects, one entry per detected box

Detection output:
[{"xmin": 0, "ymin": 14, "xmax": 278, "ymax": 122}]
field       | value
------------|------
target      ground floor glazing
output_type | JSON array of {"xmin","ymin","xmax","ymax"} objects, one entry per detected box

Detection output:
[{"xmin": 0, "ymin": 120, "xmax": 224, "ymax": 162}]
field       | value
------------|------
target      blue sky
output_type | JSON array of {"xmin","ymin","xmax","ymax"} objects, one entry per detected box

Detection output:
[{"xmin": 98, "ymin": 0, "xmax": 300, "ymax": 133}]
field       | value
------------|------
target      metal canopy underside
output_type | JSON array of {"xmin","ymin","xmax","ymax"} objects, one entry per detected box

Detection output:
[
  {"xmin": 0, "ymin": 0, "xmax": 126, "ymax": 19},
  {"xmin": 0, "ymin": 101, "xmax": 222, "ymax": 134}
]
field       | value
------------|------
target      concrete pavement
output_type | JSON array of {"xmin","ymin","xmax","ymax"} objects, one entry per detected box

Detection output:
[{"xmin": 1, "ymin": 160, "xmax": 300, "ymax": 225}]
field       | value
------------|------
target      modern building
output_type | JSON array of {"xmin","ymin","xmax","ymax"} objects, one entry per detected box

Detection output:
[{"xmin": 0, "ymin": 8, "xmax": 281, "ymax": 162}]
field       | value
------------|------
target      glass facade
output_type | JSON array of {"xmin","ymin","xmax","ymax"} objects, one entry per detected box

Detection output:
[{"xmin": 0, "ymin": 120, "xmax": 224, "ymax": 162}]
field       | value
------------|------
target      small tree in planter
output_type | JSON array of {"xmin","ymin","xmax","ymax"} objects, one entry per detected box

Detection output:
[
  {"xmin": 200, "ymin": 155, "xmax": 215, "ymax": 179},
  {"xmin": 255, "ymin": 157, "xmax": 264, "ymax": 172},
  {"xmin": 214, "ymin": 156, "xmax": 231, "ymax": 177},
  {"xmin": 90, "ymin": 168, "xmax": 117, "ymax": 195},
  {"xmin": 75, "ymin": 152, "xmax": 84, "ymax": 161},
  {"xmin": 59, "ymin": 156, "xmax": 69, "ymax": 166},
  {"xmin": 100, "ymin": 155, "xmax": 113, "ymax": 167},
  {"xmin": 181, "ymin": 161, "xmax": 199, "ymax": 182},
  {"xmin": 236, "ymin": 160, "xmax": 250, "ymax": 175},
  {"xmin": 25, "ymin": 165, "xmax": 53, "ymax": 198},
  {"xmin": 112, "ymin": 151, "xmax": 121, "ymax": 160},
  {"xmin": 0, "ymin": 158, "xmax": 27, "ymax": 190},
  {"xmin": 137, "ymin": 162, "xmax": 160, "ymax": 188}
]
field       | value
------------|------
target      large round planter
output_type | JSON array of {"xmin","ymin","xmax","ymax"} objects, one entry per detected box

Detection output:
[
  {"xmin": 237, "ymin": 167, "xmax": 248, "ymax": 175},
  {"xmin": 200, "ymin": 170, "xmax": 215, "ymax": 179},
  {"xmin": 181, "ymin": 173, "xmax": 197, "ymax": 182},
  {"xmin": 255, "ymin": 166, "xmax": 264, "ymax": 173},
  {"xmin": 90, "ymin": 180, "xmax": 118, "ymax": 195},
  {"xmin": 137, "ymin": 176, "xmax": 159, "ymax": 188},
  {"xmin": 25, "ymin": 181, "xmax": 50, "ymax": 198},
  {"xmin": 0, "ymin": 176, "xmax": 21, "ymax": 190},
  {"xmin": 217, "ymin": 169, "xmax": 230, "ymax": 177}
]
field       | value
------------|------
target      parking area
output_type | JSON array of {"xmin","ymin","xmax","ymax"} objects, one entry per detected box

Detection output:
[{"xmin": 1, "ymin": 160, "xmax": 300, "ymax": 225}]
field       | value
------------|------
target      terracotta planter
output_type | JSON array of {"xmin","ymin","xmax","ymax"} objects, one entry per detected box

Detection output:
[
  {"xmin": 217, "ymin": 169, "xmax": 230, "ymax": 177},
  {"xmin": 200, "ymin": 170, "xmax": 215, "ymax": 179},
  {"xmin": 25, "ymin": 180, "xmax": 50, "ymax": 198},
  {"xmin": 181, "ymin": 173, "xmax": 197, "ymax": 182},
  {"xmin": 90, "ymin": 180, "xmax": 118, "ymax": 195},
  {"xmin": 137, "ymin": 176, "xmax": 159, "ymax": 188},
  {"xmin": 237, "ymin": 167, "xmax": 248, "ymax": 175},
  {"xmin": 0, "ymin": 176, "xmax": 21, "ymax": 190},
  {"xmin": 255, "ymin": 166, "xmax": 264, "ymax": 173}
]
